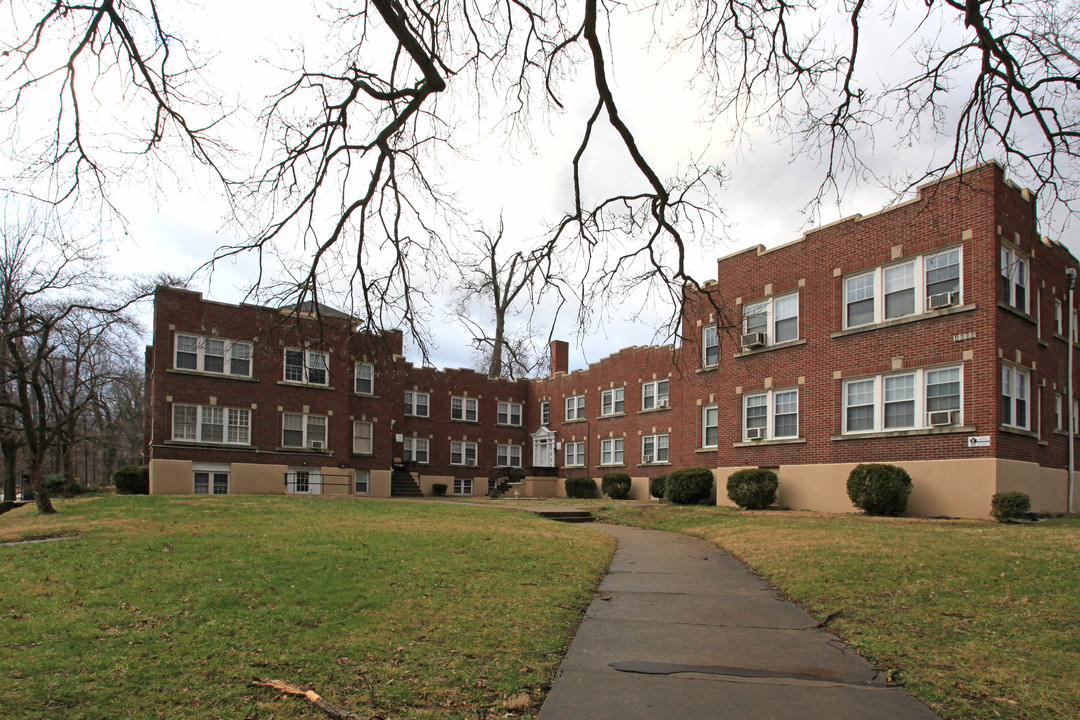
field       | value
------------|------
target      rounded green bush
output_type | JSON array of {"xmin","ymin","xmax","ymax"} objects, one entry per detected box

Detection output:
[
  {"xmin": 649, "ymin": 474, "xmax": 667, "ymax": 499},
  {"xmin": 113, "ymin": 465, "xmax": 150, "ymax": 495},
  {"xmin": 431, "ymin": 483, "xmax": 448, "ymax": 496},
  {"xmin": 991, "ymin": 491, "xmax": 1031, "ymax": 521},
  {"xmin": 846, "ymin": 464, "xmax": 912, "ymax": 516},
  {"xmin": 726, "ymin": 469, "xmax": 778, "ymax": 510},
  {"xmin": 565, "ymin": 476, "xmax": 598, "ymax": 499},
  {"xmin": 665, "ymin": 467, "xmax": 714, "ymax": 505},
  {"xmin": 601, "ymin": 473, "xmax": 632, "ymax": 499}
]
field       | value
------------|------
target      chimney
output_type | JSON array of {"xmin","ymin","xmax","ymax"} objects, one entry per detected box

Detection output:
[{"xmin": 549, "ymin": 340, "xmax": 569, "ymax": 377}]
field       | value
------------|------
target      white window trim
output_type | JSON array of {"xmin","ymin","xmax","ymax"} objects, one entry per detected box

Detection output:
[
  {"xmin": 193, "ymin": 464, "xmax": 230, "ymax": 495},
  {"xmin": 284, "ymin": 348, "xmax": 330, "ymax": 386},
  {"xmin": 354, "ymin": 470, "xmax": 370, "ymax": 495},
  {"xmin": 601, "ymin": 387, "xmax": 625, "ymax": 416},
  {"xmin": 641, "ymin": 433, "xmax": 669, "ymax": 464},
  {"xmin": 282, "ymin": 412, "xmax": 328, "ymax": 449},
  {"xmin": 702, "ymin": 404, "xmax": 719, "ymax": 448},
  {"xmin": 497, "ymin": 443, "xmax": 523, "ymax": 468},
  {"xmin": 404, "ymin": 437, "xmax": 430, "ymax": 463},
  {"xmin": 172, "ymin": 403, "xmax": 250, "ymax": 445},
  {"xmin": 354, "ymin": 362, "xmax": 375, "ymax": 395},
  {"xmin": 641, "ymin": 379, "xmax": 670, "ymax": 410},
  {"xmin": 1001, "ymin": 365, "xmax": 1030, "ymax": 430},
  {"xmin": 742, "ymin": 292, "xmax": 800, "ymax": 346},
  {"xmin": 565, "ymin": 395, "xmax": 585, "ymax": 421},
  {"xmin": 841, "ymin": 366, "xmax": 964, "ymax": 435},
  {"xmin": 453, "ymin": 477, "xmax": 473, "ymax": 495},
  {"xmin": 843, "ymin": 246, "xmax": 964, "ymax": 330},
  {"xmin": 1000, "ymin": 244, "xmax": 1029, "ymax": 312},
  {"xmin": 352, "ymin": 420, "xmax": 374, "ymax": 455},
  {"xmin": 451, "ymin": 396, "xmax": 479, "ymax": 422},
  {"xmin": 742, "ymin": 388, "xmax": 799, "ymax": 441},
  {"xmin": 702, "ymin": 325, "xmax": 719, "ymax": 367},
  {"xmin": 600, "ymin": 437, "xmax": 624, "ymax": 466},
  {"xmin": 405, "ymin": 391, "xmax": 430, "ymax": 418},
  {"xmin": 174, "ymin": 334, "xmax": 253, "ymax": 377},
  {"xmin": 540, "ymin": 401, "xmax": 550, "ymax": 426},
  {"xmin": 497, "ymin": 401, "xmax": 523, "ymax": 426},
  {"xmin": 450, "ymin": 440, "xmax": 479, "ymax": 466},
  {"xmin": 564, "ymin": 441, "xmax": 585, "ymax": 467}
]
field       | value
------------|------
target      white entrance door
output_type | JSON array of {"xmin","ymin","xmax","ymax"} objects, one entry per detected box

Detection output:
[
  {"xmin": 289, "ymin": 469, "xmax": 322, "ymax": 495},
  {"xmin": 532, "ymin": 428, "xmax": 555, "ymax": 468}
]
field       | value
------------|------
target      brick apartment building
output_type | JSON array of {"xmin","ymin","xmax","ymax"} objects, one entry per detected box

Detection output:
[{"xmin": 145, "ymin": 162, "xmax": 1080, "ymax": 517}]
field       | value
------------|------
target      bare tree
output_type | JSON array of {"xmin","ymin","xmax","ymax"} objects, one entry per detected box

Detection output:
[{"xmin": 4, "ymin": 0, "xmax": 1079, "ymax": 350}]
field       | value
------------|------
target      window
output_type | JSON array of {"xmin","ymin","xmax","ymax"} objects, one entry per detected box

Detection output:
[
  {"xmin": 284, "ymin": 349, "xmax": 329, "ymax": 386},
  {"xmin": 702, "ymin": 325, "xmax": 719, "ymax": 367},
  {"xmin": 702, "ymin": 405, "xmax": 719, "ymax": 448},
  {"xmin": 404, "ymin": 437, "xmax": 430, "ymax": 463},
  {"xmin": 454, "ymin": 477, "xmax": 473, "ymax": 495},
  {"xmin": 600, "ymin": 438, "xmax": 624, "ymax": 465},
  {"xmin": 174, "ymin": 334, "xmax": 252, "ymax": 377},
  {"xmin": 925, "ymin": 248, "xmax": 961, "ymax": 298},
  {"xmin": 172, "ymin": 404, "xmax": 250, "ymax": 445},
  {"xmin": 354, "ymin": 470, "xmax": 369, "ymax": 495},
  {"xmin": 1056, "ymin": 394, "xmax": 1064, "ymax": 431},
  {"xmin": 497, "ymin": 401, "xmax": 522, "ymax": 426},
  {"xmin": 565, "ymin": 395, "xmax": 585, "ymax": 421},
  {"xmin": 843, "ymin": 367, "xmax": 964, "ymax": 434},
  {"xmin": 540, "ymin": 401, "xmax": 550, "ymax": 426},
  {"xmin": 845, "ymin": 272, "xmax": 876, "ymax": 327},
  {"xmin": 352, "ymin": 420, "xmax": 373, "ymax": 454},
  {"xmin": 1054, "ymin": 299, "xmax": 1064, "ymax": 336},
  {"xmin": 1000, "ymin": 246, "xmax": 1028, "ymax": 312},
  {"xmin": 742, "ymin": 389, "xmax": 798, "ymax": 441},
  {"xmin": 354, "ymin": 362, "xmax": 374, "ymax": 394},
  {"xmin": 497, "ymin": 444, "xmax": 522, "ymax": 467},
  {"xmin": 451, "ymin": 396, "xmax": 478, "ymax": 422},
  {"xmin": 194, "ymin": 470, "xmax": 229, "ymax": 495},
  {"xmin": 641, "ymin": 434, "xmax": 669, "ymax": 464},
  {"xmin": 450, "ymin": 441, "xmax": 478, "ymax": 466},
  {"xmin": 282, "ymin": 412, "xmax": 327, "ymax": 449},
  {"xmin": 564, "ymin": 441, "xmax": 585, "ymax": 466},
  {"xmin": 405, "ymin": 391, "xmax": 430, "ymax": 417},
  {"xmin": 601, "ymin": 388, "xmax": 624, "ymax": 416},
  {"xmin": 884, "ymin": 262, "xmax": 915, "ymax": 320},
  {"xmin": 1001, "ymin": 366, "xmax": 1029, "ymax": 429},
  {"xmin": 742, "ymin": 293, "xmax": 799, "ymax": 346},
  {"xmin": 642, "ymin": 379, "xmax": 669, "ymax": 410},
  {"xmin": 845, "ymin": 248, "xmax": 963, "ymax": 329}
]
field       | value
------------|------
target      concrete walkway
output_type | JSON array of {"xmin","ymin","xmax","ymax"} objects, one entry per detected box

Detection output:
[{"xmin": 539, "ymin": 523, "xmax": 940, "ymax": 720}]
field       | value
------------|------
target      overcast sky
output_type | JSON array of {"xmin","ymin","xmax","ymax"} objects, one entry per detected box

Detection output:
[{"xmin": 9, "ymin": 0, "xmax": 1079, "ymax": 373}]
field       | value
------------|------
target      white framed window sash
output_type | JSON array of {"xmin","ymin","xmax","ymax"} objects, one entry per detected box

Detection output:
[
  {"xmin": 844, "ymin": 246, "xmax": 963, "ymax": 329},
  {"xmin": 842, "ymin": 366, "xmax": 964, "ymax": 434}
]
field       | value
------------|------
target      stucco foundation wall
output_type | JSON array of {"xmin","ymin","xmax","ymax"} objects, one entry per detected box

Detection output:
[
  {"xmin": 523, "ymin": 477, "xmax": 557, "ymax": 497},
  {"xmin": 230, "ymin": 463, "xmax": 287, "ymax": 494},
  {"xmin": 149, "ymin": 459, "xmax": 194, "ymax": 494},
  {"xmin": 369, "ymin": 470, "xmax": 393, "ymax": 498},
  {"xmin": 996, "ymin": 460, "xmax": 1071, "ymax": 514},
  {"xmin": 419, "ymin": 474, "xmax": 485, "ymax": 497}
]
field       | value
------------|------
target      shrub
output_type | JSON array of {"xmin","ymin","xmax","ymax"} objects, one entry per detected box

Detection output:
[
  {"xmin": 431, "ymin": 483, "xmax": 447, "ymax": 496},
  {"xmin": 649, "ymin": 474, "xmax": 667, "ymax": 499},
  {"xmin": 113, "ymin": 465, "xmax": 150, "ymax": 495},
  {"xmin": 565, "ymin": 476, "xmax": 597, "ymax": 499},
  {"xmin": 846, "ymin": 464, "xmax": 912, "ymax": 516},
  {"xmin": 726, "ymin": 469, "xmax": 778, "ymax": 510},
  {"xmin": 991, "ymin": 491, "xmax": 1031, "ymax": 521},
  {"xmin": 601, "ymin": 473, "xmax": 632, "ymax": 499},
  {"xmin": 666, "ymin": 467, "xmax": 714, "ymax": 505}
]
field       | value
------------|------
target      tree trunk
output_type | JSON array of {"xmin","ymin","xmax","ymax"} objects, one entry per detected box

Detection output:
[
  {"xmin": 1, "ymin": 443, "xmax": 16, "ymax": 503},
  {"xmin": 488, "ymin": 310, "xmax": 505, "ymax": 378},
  {"xmin": 28, "ymin": 459, "xmax": 56, "ymax": 514}
]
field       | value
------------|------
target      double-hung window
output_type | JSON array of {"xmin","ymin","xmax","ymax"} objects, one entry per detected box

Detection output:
[
  {"xmin": 845, "ymin": 247, "xmax": 962, "ymax": 329},
  {"xmin": 702, "ymin": 405, "xmax": 719, "ymax": 448},
  {"xmin": 600, "ymin": 438, "xmax": 624, "ymax": 465},
  {"xmin": 843, "ymin": 367, "xmax": 964, "ymax": 434},
  {"xmin": 1000, "ymin": 246, "xmax": 1029, "ymax": 312},
  {"xmin": 354, "ymin": 471, "xmax": 369, "ymax": 495},
  {"xmin": 743, "ymin": 293, "xmax": 799, "ymax": 347},
  {"xmin": 172, "ymin": 404, "xmax": 250, "ymax": 445},
  {"xmin": 352, "ymin": 420, "xmax": 373, "ymax": 454},
  {"xmin": 354, "ymin": 362, "xmax": 374, "ymax": 394},
  {"xmin": 642, "ymin": 379, "xmax": 669, "ymax": 410},
  {"xmin": 845, "ymin": 272, "xmax": 876, "ymax": 328},
  {"xmin": 884, "ymin": 262, "xmax": 916, "ymax": 320},
  {"xmin": 450, "ymin": 441, "xmax": 478, "ymax": 466},
  {"xmin": 601, "ymin": 388, "xmax": 624, "ymax": 416},
  {"xmin": 1055, "ymin": 299, "xmax": 1064, "ymax": 335},
  {"xmin": 451, "ymin": 396, "xmax": 478, "ymax": 422},
  {"xmin": 405, "ymin": 391, "xmax": 430, "ymax": 417},
  {"xmin": 641, "ymin": 434, "xmax": 669, "ymax": 464},
  {"xmin": 1001, "ymin": 366, "xmax": 1030, "ymax": 429},
  {"xmin": 702, "ymin": 325, "xmax": 719, "ymax": 367},
  {"xmin": 540, "ymin": 401, "xmax": 550, "ymax": 426},
  {"xmin": 564, "ymin": 441, "xmax": 585, "ymax": 466},
  {"xmin": 175, "ymin": 334, "xmax": 253, "ymax": 377},
  {"xmin": 497, "ymin": 401, "xmax": 522, "ymax": 426},
  {"xmin": 742, "ymin": 389, "xmax": 798, "ymax": 441},
  {"xmin": 497, "ymin": 444, "xmax": 522, "ymax": 467},
  {"xmin": 284, "ymin": 349, "xmax": 329, "ymax": 386},
  {"xmin": 565, "ymin": 395, "xmax": 585, "ymax": 421},
  {"xmin": 282, "ymin": 412, "xmax": 327, "ymax": 449},
  {"xmin": 454, "ymin": 477, "xmax": 473, "ymax": 495},
  {"xmin": 404, "ymin": 437, "xmax": 430, "ymax": 463}
]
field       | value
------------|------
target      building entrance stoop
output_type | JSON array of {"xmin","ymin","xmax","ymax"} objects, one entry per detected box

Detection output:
[{"xmin": 390, "ymin": 464, "xmax": 423, "ymax": 497}]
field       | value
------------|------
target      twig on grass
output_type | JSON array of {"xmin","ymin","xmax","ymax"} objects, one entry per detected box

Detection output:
[{"xmin": 252, "ymin": 678, "xmax": 384, "ymax": 720}]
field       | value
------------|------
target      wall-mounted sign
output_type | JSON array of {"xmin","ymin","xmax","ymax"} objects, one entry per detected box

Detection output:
[{"xmin": 967, "ymin": 436, "xmax": 991, "ymax": 448}]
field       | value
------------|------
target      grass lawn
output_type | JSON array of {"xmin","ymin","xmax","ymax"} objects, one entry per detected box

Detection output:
[
  {"xmin": 591, "ymin": 503, "xmax": 1080, "ymax": 720},
  {"xmin": 0, "ymin": 495, "xmax": 614, "ymax": 719}
]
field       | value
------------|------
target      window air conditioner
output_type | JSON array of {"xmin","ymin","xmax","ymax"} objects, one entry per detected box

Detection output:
[
  {"xmin": 927, "ymin": 291, "xmax": 959, "ymax": 310},
  {"xmin": 310, "ymin": 440, "xmax": 324, "ymax": 450},
  {"xmin": 742, "ymin": 332, "xmax": 767, "ymax": 349},
  {"xmin": 746, "ymin": 427, "xmax": 765, "ymax": 440},
  {"xmin": 657, "ymin": 399, "xmax": 669, "ymax": 408},
  {"xmin": 643, "ymin": 455, "xmax": 654, "ymax": 464},
  {"xmin": 927, "ymin": 410, "xmax": 957, "ymax": 427}
]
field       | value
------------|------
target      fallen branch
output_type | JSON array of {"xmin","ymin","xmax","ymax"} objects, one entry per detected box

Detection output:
[{"xmin": 252, "ymin": 678, "xmax": 384, "ymax": 720}]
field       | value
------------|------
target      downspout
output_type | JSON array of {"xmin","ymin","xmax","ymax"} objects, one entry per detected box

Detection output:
[{"xmin": 1067, "ymin": 267, "xmax": 1076, "ymax": 514}]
